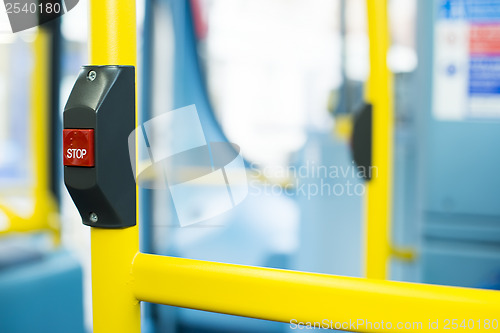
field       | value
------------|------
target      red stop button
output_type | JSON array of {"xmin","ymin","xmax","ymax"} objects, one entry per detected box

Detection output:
[{"xmin": 63, "ymin": 129, "xmax": 95, "ymax": 167}]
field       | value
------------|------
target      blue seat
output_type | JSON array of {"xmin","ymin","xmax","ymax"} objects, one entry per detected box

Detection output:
[{"xmin": 0, "ymin": 247, "xmax": 85, "ymax": 333}]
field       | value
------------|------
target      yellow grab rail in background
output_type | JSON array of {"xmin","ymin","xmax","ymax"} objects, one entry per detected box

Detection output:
[
  {"xmin": 0, "ymin": 28, "xmax": 60, "ymax": 243},
  {"xmin": 364, "ymin": 0, "xmax": 394, "ymax": 279}
]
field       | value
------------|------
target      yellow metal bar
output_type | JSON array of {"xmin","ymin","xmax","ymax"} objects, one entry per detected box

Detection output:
[
  {"xmin": 364, "ymin": 0, "xmax": 394, "ymax": 279},
  {"xmin": 32, "ymin": 29, "xmax": 50, "ymax": 201},
  {"xmin": 89, "ymin": 0, "xmax": 137, "ymax": 66},
  {"xmin": 0, "ymin": 28, "xmax": 59, "ymax": 242},
  {"xmin": 89, "ymin": 0, "xmax": 140, "ymax": 332},
  {"xmin": 31, "ymin": 28, "xmax": 60, "ymax": 243},
  {"xmin": 133, "ymin": 254, "xmax": 500, "ymax": 333}
]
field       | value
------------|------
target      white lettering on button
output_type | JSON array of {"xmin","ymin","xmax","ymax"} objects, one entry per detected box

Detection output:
[{"xmin": 67, "ymin": 148, "xmax": 87, "ymax": 159}]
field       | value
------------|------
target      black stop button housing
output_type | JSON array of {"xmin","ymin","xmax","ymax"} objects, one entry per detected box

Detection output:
[{"xmin": 64, "ymin": 65, "xmax": 136, "ymax": 228}]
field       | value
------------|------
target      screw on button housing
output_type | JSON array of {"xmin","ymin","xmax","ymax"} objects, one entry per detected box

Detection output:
[
  {"xmin": 87, "ymin": 70, "xmax": 97, "ymax": 81},
  {"xmin": 89, "ymin": 212, "xmax": 98, "ymax": 223}
]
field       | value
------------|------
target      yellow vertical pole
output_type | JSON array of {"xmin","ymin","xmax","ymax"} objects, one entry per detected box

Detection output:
[
  {"xmin": 31, "ymin": 29, "xmax": 50, "ymax": 211},
  {"xmin": 89, "ymin": 1, "xmax": 140, "ymax": 332},
  {"xmin": 364, "ymin": 0, "xmax": 393, "ymax": 279},
  {"xmin": 31, "ymin": 28, "xmax": 60, "ymax": 242}
]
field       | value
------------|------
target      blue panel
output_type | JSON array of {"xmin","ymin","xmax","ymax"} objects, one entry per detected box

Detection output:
[
  {"xmin": 422, "ymin": 240, "xmax": 500, "ymax": 289},
  {"xmin": 409, "ymin": 0, "xmax": 500, "ymax": 288},
  {"xmin": 0, "ymin": 250, "xmax": 85, "ymax": 333},
  {"xmin": 424, "ymin": 212, "xmax": 500, "ymax": 242},
  {"xmin": 426, "ymin": 0, "xmax": 500, "ymax": 217},
  {"xmin": 425, "ymin": 121, "xmax": 500, "ymax": 216}
]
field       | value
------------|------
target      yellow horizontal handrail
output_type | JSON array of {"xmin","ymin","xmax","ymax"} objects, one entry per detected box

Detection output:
[{"xmin": 132, "ymin": 253, "xmax": 500, "ymax": 332}]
